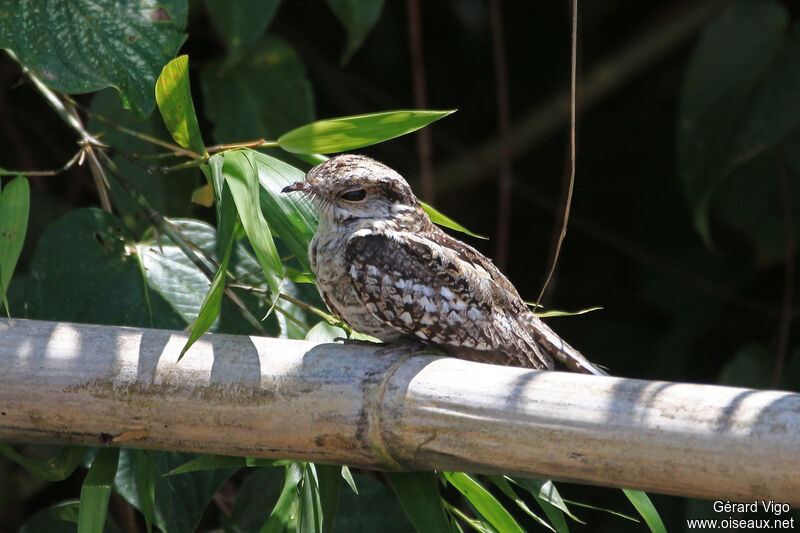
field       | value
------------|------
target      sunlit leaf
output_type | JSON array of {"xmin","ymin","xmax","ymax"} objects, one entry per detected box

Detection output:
[
  {"xmin": 278, "ymin": 110, "xmax": 455, "ymax": 154},
  {"xmin": 220, "ymin": 150, "xmax": 283, "ymax": 299},
  {"xmin": 442, "ymin": 472, "xmax": 524, "ymax": 533},
  {"xmin": 622, "ymin": 490, "xmax": 666, "ymax": 533},
  {"xmin": 156, "ymin": 55, "xmax": 207, "ymax": 156},
  {"xmin": 421, "ymin": 201, "xmax": 487, "ymax": 240},
  {"xmin": 0, "ymin": 176, "xmax": 29, "ymax": 315}
]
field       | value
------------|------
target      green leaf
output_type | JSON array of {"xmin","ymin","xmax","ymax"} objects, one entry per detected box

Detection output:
[
  {"xmin": 420, "ymin": 201, "xmax": 487, "ymax": 240},
  {"xmin": 509, "ymin": 478, "xmax": 581, "ymax": 524},
  {"xmin": 251, "ymin": 151, "xmax": 318, "ymax": 272},
  {"xmin": 489, "ymin": 477, "xmax": 556, "ymax": 532},
  {"xmin": 298, "ymin": 463, "xmax": 324, "ymax": 533},
  {"xmin": 340, "ymin": 466, "xmax": 358, "ymax": 495},
  {"xmin": 442, "ymin": 472, "xmax": 524, "ymax": 533},
  {"xmin": 530, "ymin": 306, "xmax": 603, "ymax": 318},
  {"xmin": 316, "ymin": 464, "xmax": 341, "ymax": 533},
  {"xmin": 179, "ymin": 222, "xmax": 235, "ymax": 359},
  {"xmin": 167, "ymin": 454, "xmax": 248, "ymax": 475},
  {"xmin": 223, "ymin": 467, "xmax": 284, "ymax": 533},
  {"xmin": 261, "ymin": 463, "xmax": 304, "ymax": 533},
  {"xmin": 0, "ymin": 176, "xmax": 29, "ymax": 314},
  {"xmin": 332, "ymin": 473, "xmax": 412, "ymax": 533},
  {"xmin": 622, "ymin": 490, "xmax": 666, "ymax": 533},
  {"xmin": 677, "ymin": 0, "xmax": 789, "ymax": 243},
  {"xmin": 0, "ymin": 444, "xmax": 87, "ymax": 482},
  {"xmin": 305, "ymin": 321, "xmax": 346, "ymax": 342},
  {"xmin": 25, "ymin": 208, "xmax": 185, "ymax": 328},
  {"xmin": 201, "ymin": 35, "xmax": 313, "ymax": 142},
  {"xmin": 0, "ymin": 0, "xmax": 187, "ymax": 117},
  {"xmin": 204, "ymin": 0, "xmax": 280, "ymax": 54},
  {"xmin": 134, "ymin": 450, "xmax": 155, "ymax": 533},
  {"xmin": 19, "ymin": 502, "xmax": 81, "ymax": 533},
  {"xmin": 114, "ymin": 450, "xmax": 237, "ymax": 533},
  {"xmin": 156, "ymin": 55, "xmax": 207, "ymax": 156},
  {"xmin": 220, "ymin": 151, "xmax": 284, "ymax": 298},
  {"xmin": 387, "ymin": 472, "xmax": 452, "ymax": 533},
  {"xmin": 78, "ymin": 447, "xmax": 120, "ymax": 533},
  {"xmin": 326, "ymin": 0, "xmax": 385, "ymax": 64},
  {"xmin": 278, "ymin": 110, "xmax": 455, "ymax": 154}
]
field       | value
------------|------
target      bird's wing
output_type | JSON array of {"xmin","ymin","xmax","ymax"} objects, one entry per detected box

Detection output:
[{"xmin": 343, "ymin": 229, "xmax": 552, "ymax": 369}]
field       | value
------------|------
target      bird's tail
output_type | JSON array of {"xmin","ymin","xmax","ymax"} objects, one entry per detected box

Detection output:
[{"xmin": 527, "ymin": 314, "xmax": 608, "ymax": 376}]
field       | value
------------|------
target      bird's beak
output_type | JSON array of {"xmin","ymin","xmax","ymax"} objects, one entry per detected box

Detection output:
[{"xmin": 281, "ymin": 181, "xmax": 310, "ymax": 194}]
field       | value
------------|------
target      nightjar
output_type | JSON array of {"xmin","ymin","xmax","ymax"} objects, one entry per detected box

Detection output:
[{"xmin": 282, "ymin": 154, "xmax": 606, "ymax": 375}]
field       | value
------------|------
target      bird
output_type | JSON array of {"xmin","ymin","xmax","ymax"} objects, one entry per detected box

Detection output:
[{"xmin": 281, "ymin": 154, "xmax": 606, "ymax": 376}]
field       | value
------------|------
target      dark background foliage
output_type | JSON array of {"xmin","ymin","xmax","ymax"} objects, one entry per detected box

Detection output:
[{"xmin": 1, "ymin": 0, "xmax": 799, "ymax": 531}]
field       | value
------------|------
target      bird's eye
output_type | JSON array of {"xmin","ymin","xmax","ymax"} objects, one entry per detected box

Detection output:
[{"xmin": 339, "ymin": 189, "xmax": 367, "ymax": 201}]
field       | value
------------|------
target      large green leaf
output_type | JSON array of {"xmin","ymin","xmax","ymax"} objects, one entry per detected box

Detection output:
[
  {"xmin": 25, "ymin": 208, "xmax": 184, "ymax": 328},
  {"xmin": 114, "ymin": 450, "xmax": 237, "ymax": 533},
  {"xmin": 0, "ymin": 0, "xmax": 187, "ymax": 117},
  {"xmin": 387, "ymin": 472, "xmax": 452, "ymax": 533},
  {"xmin": 326, "ymin": 0, "xmax": 385, "ymax": 64},
  {"xmin": 204, "ymin": 0, "xmax": 280, "ymax": 55},
  {"xmin": 201, "ymin": 35, "xmax": 313, "ymax": 142},
  {"xmin": 156, "ymin": 55, "xmax": 207, "ymax": 156},
  {"xmin": 277, "ymin": 110, "xmax": 455, "ymax": 154},
  {"xmin": 222, "ymin": 467, "xmax": 284, "ymax": 533},
  {"xmin": 677, "ymin": 0, "xmax": 792, "ymax": 245},
  {"xmin": 0, "ymin": 176, "xmax": 29, "ymax": 312},
  {"xmin": 333, "ymin": 473, "xmax": 412, "ymax": 533}
]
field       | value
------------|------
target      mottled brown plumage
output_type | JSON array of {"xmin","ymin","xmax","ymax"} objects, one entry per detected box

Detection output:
[{"xmin": 282, "ymin": 154, "xmax": 606, "ymax": 375}]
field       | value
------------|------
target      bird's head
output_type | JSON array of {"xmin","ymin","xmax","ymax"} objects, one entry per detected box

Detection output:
[{"xmin": 282, "ymin": 154, "xmax": 425, "ymax": 229}]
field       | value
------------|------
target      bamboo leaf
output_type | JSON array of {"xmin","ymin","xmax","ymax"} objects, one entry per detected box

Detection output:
[
  {"xmin": 278, "ymin": 110, "xmax": 455, "ymax": 154},
  {"xmin": 155, "ymin": 55, "xmax": 207, "ymax": 156},
  {"xmin": 78, "ymin": 447, "xmax": 120, "ymax": 533},
  {"xmin": 442, "ymin": 472, "xmax": 524, "ymax": 533},
  {"xmin": 0, "ymin": 176, "xmax": 29, "ymax": 314},
  {"xmin": 622, "ymin": 490, "xmax": 666, "ymax": 533},
  {"xmin": 221, "ymin": 150, "xmax": 283, "ymax": 299},
  {"xmin": 421, "ymin": 201, "xmax": 487, "ymax": 240}
]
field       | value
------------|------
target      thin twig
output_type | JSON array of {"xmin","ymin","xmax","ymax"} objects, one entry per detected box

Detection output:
[
  {"xmin": 771, "ymin": 149, "xmax": 794, "ymax": 388},
  {"xmin": 432, "ymin": 0, "xmax": 729, "ymax": 192},
  {"xmin": 488, "ymin": 0, "xmax": 514, "ymax": 269},
  {"xmin": 206, "ymin": 139, "xmax": 278, "ymax": 153},
  {"xmin": 406, "ymin": 0, "xmax": 434, "ymax": 202},
  {"xmin": 536, "ymin": 0, "xmax": 578, "ymax": 307},
  {"xmin": 1, "ymin": 148, "xmax": 85, "ymax": 177},
  {"xmin": 64, "ymin": 95, "xmax": 200, "ymax": 158}
]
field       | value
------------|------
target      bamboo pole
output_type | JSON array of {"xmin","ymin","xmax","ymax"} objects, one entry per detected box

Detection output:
[{"xmin": 0, "ymin": 319, "xmax": 797, "ymax": 504}]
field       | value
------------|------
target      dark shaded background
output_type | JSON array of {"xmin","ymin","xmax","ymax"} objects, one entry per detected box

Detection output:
[{"xmin": 1, "ymin": 0, "xmax": 798, "ymax": 530}]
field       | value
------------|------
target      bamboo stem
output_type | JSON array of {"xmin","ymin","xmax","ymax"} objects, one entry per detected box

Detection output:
[{"xmin": 0, "ymin": 319, "xmax": 797, "ymax": 504}]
